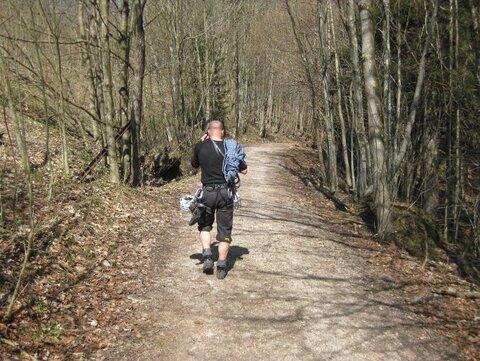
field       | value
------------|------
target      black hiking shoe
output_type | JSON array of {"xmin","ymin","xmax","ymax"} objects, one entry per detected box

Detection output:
[
  {"xmin": 203, "ymin": 257, "xmax": 214, "ymax": 274},
  {"xmin": 216, "ymin": 266, "xmax": 227, "ymax": 280}
]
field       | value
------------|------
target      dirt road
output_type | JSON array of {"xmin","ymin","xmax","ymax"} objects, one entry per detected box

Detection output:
[{"xmin": 100, "ymin": 144, "xmax": 457, "ymax": 361}]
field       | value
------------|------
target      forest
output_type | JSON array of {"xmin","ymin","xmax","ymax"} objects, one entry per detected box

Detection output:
[{"xmin": 0, "ymin": 0, "xmax": 479, "ymax": 359}]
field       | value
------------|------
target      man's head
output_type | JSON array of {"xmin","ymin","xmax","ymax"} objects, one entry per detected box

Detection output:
[{"xmin": 207, "ymin": 120, "xmax": 225, "ymax": 139}]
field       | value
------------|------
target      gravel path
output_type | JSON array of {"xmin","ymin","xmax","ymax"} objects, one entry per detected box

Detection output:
[{"xmin": 101, "ymin": 143, "xmax": 457, "ymax": 361}]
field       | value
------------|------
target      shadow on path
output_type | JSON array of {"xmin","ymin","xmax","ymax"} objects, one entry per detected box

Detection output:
[{"xmin": 190, "ymin": 244, "xmax": 249, "ymax": 272}]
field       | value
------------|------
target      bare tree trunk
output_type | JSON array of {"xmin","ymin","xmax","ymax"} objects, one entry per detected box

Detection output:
[
  {"xmin": 285, "ymin": 0, "xmax": 325, "ymax": 179},
  {"xmin": 234, "ymin": 25, "xmax": 241, "ymax": 137},
  {"xmin": 176, "ymin": 0, "xmax": 186, "ymax": 133},
  {"xmin": 444, "ymin": 0, "xmax": 457, "ymax": 241},
  {"xmin": 393, "ymin": 0, "xmax": 439, "ymax": 173},
  {"xmin": 241, "ymin": 67, "xmax": 248, "ymax": 134},
  {"xmin": 453, "ymin": 0, "xmax": 461, "ymax": 241},
  {"xmin": 30, "ymin": 5, "xmax": 53, "ymax": 200},
  {"xmin": 0, "ymin": 52, "xmax": 35, "ymax": 320},
  {"xmin": 382, "ymin": 0, "xmax": 393, "ymax": 175},
  {"xmin": 39, "ymin": 1, "xmax": 70, "ymax": 175},
  {"xmin": 55, "ymin": 24, "xmax": 70, "ymax": 175},
  {"xmin": 348, "ymin": 0, "xmax": 369, "ymax": 196},
  {"xmin": 78, "ymin": 0, "xmax": 100, "ymax": 141},
  {"xmin": 297, "ymin": 97, "xmax": 304, "ymax": 133},
  {"xmin": 169, "ymin": 50, "xmax": 179, "ymax": 140},
  {"xmin": 119, "ymin": 0, "xmax": 131, "ymax": 182},
  {"xmin": 100, "ymin": 0, "xmax": 120, "ymax": 183},
  {"xmin": 0, "ymin": 56, "xmax": 30, "ymax": 176},
  {"xmin": 30, "ymin": 8, "xmax": 49, "ymax": 160},
  {"xmin": 167, "ymin": 1, "xmax": 182, "ymax": 142},
  {"xmin": 263, "ymin": 68, "xmax": 274, "ymax": 138},
  {"xmin": 395, "ymin": 0, "xmax": 402, "ymax": 163},
  {"xmin": 130, "ymin": 0, "xmax": 147, "ymax": 186},
  {"xmin": 194, "ymin": 36, "xmax": 206, "ymax": 128},
  {"xmin": 317, "ymin": 0, "xmax": 337, "ymax": 192},
  {"xmin": 359, "ymin": 0, "xmax": 392, "ymax": 238},
  {"xmin": 348, "ymin": 82, "xmax": 357, "ymax": 190},
  {"xmin": 329, "ymin": 1, "xmax": 352, "ymax": 189},
  {"xmin": 203, "ymin": 3, "xmax": 211, "ymax": 122},
  {"xmin": 251, "ymin": 58, "xmax": 258, "ymax": 128},
  {"xmin": 423, "ymin": 125, "xmax": 440, "ymax": 213},
  {"xmin": 471, "ymin": 0, "xmax": 480, "ymax": 97},
  {"xmin": 90, "ymin": 3, "xmax": 106, "ymax": 147}
]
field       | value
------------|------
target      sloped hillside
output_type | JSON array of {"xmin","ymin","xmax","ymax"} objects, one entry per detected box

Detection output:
[{"xmin": 0, "ymin": 115, "xmax": 193, "ymax": 359}]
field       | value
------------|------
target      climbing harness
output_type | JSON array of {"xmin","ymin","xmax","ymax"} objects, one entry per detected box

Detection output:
[
  {"xmin": 179, "ymin": 188, "xmax": 203, "ymax": 212},
  {"xmin": 181, "ymin": 139, "xmax": 243, "ymax": 225},
  {"xmin": 232, "ymin": 189, "xmax": 241, "ymax": 209},
  {"xmin": 180, "ymin": 195, "xmax": 195, "ymax": 212},
  {"xmin": 180, "ymin": 188, "xmax": 213, "ymax": 226}
]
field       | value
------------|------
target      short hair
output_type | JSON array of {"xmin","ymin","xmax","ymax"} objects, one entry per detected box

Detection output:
[{"xmin": 208, "ymin": 120, "xmax": 224, "ymax": 130}]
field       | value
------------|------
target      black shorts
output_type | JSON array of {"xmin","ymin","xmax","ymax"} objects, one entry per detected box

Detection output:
[{"xmin": 197, "ymin": 186, "xmax": 234, "ymax": 242}]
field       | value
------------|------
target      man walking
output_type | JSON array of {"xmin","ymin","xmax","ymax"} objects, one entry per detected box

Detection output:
[{"xmin": 191, "ymin": 120, "xmax": 248, "ymax": 279}]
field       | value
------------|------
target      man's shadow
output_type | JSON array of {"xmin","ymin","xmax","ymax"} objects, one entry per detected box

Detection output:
[{"xmin": 190, "ymin": 242, "xmax": 250, "ymax": 272}]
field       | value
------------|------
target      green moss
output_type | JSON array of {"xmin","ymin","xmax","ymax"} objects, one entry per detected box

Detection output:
[
  {"xmin": 358, "ymin": 197, "xmax": 446, "ymax": 260},
  {"xmin": 391, "ymin": 205, "xmax": 446, "ymax": 260}
]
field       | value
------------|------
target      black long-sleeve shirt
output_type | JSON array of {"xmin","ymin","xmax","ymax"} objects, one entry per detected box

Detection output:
[{"xmin": 191, "ymin": 140, "xmax": 247, "ymax": 185}]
